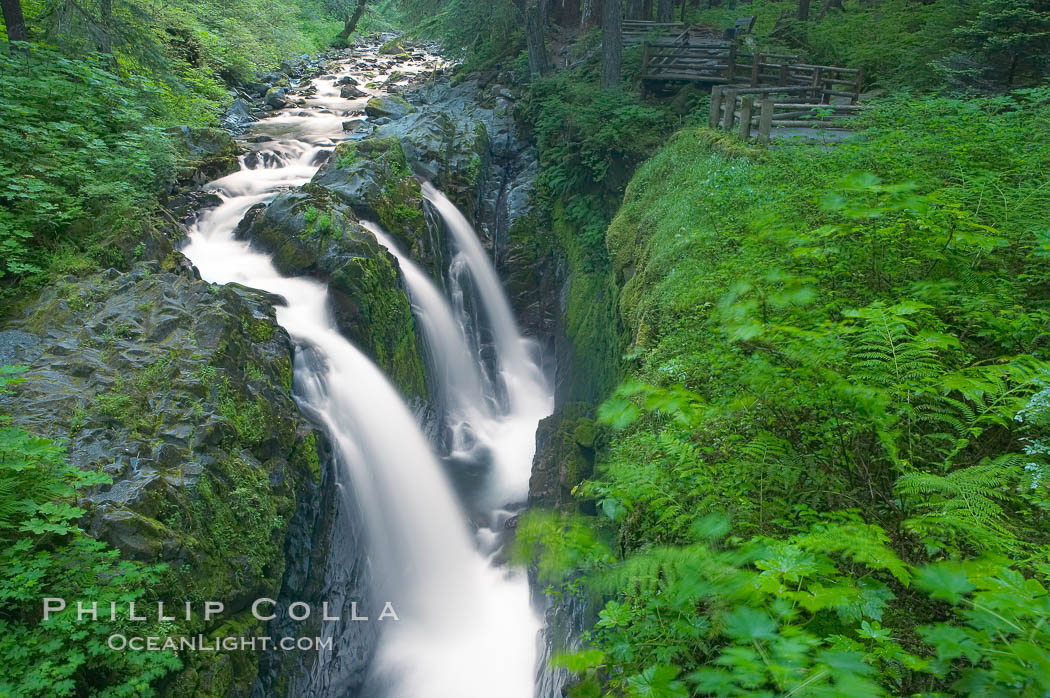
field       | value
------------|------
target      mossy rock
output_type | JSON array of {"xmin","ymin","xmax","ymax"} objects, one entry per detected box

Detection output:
[
  {"xmin": 1, "ymin": 264, "xmax": 328, "ymax": 693},
  {"xmin": 364, "ymin": 95, "xmax": 414, "ymax": 120},
  {"xmin": 168, "ymin": 126, "xmax": 240, "ymax": 185},
  {"xmin": 312, "ymin": 137, "xmax": 442, "ymax": 274},
  {"xmin": 529, "ymin": 402, "xmax": 598, "ymax": 511},
  {"xmin": 235, "ymin": 189, "xmax": 427, "ymax": 400}
]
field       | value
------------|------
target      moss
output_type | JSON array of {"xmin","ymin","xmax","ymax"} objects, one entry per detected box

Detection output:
[
  {"xmin": 379, "ymin": 37, "xmax": 406, "ymax": 54},
  {"xmin": 296, "ymin": 432, "xmax": 322, "ymax": 484},
  {"xmin": 553, "ymin": 199, "xmax": 623, "ymax": 404},
  {"xmin": 333, "ymin": 142, "xmax": 358, "ymax": 169},
  {"xmin": 329, "ymin": 249, "xmax": 427, "ymax": 399}
]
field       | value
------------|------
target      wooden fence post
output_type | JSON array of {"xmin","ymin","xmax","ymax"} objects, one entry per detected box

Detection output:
[
  {"xmin": 722, "ymin": 89, "xmax": 737, "ymax": 131},
  {"xmin": 739, "ymin": 96, "xmax": 754, "ymax": 140},
  {"xmin": 750, "ymin": 52, "xmax": 762, "ymax": 86},
  {"xmin": 726, "ymin": 42, "xmax": 738, "ymax": 83},
  {"xmin": 812, "ymin": 66, "xmax": 825, "ymax": 103},
  {"xmin": 709, "ymin": 86, "xmax": 723, "ymax": 129},
  {"xmin": 758, "ymin": 99, "xmax": 773, "ymax": 144},
  {"xmin": 853, "ymin": 68, "xmax": 863, "ymax": 104},
  {"xmin": 778, "ymin": 63, "xmax": 789, "ymax": 87}
]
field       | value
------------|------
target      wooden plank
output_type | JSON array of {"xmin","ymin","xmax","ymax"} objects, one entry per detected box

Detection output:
[
  {"xmin": 792, "ymin": 63, "xmax": 861, "ymax": 73},
  {"xmin": 773, "ymin": 103, "xmax": 868, "ymax": 110},
  {"xmin": 770, "ymin": 119, "xmax": 858, "ymax": 127}
]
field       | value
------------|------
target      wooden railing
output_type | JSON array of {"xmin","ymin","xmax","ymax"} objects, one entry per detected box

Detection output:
[
  {"xmin": 710, "ymin": 86, "xmax": 869, "ymax": 143},
  {"xmin": 641, "ymin": 41, "xmax": 738, "ymax": 83},
  {"xmin": 643, "ymin": 47, "xmax": 863, "ymax": 104},
  {"xmin": 623, "ymin": 20, "xmax": 687, "ymax": 45}
]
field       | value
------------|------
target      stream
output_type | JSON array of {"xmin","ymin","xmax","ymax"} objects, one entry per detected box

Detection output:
[{"xmin": 181, "ymin": 38, "xmax": 553, "ymax": 698}]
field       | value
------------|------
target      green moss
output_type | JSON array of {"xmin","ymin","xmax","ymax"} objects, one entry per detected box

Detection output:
[
  {"xmin": 553, "ymin": 199, "xmax": 622, "ymax": 404},
  {"xmin": 333, "ymin": 142, "xmax": 358, "ymax": 169}
]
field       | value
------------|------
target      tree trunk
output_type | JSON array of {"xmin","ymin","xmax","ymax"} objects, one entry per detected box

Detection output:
[
  {"xmin": 581, "ymin": 0, "xmax": 598, "ymax": 28},
  {"xmin": 627, "ymin": 0, "xmax": 643, "ymax": 20},
  {"xmin": 642, "ymin": 0, "xmax": 653, "ymax": 19},
  {"xmin": 657, "ymin": 0, "xmax": 674, "ymax": 22},
  {"xmin": 339, "ymin": 0, "xmax": 368, "ymax": 42},
  {"xmin": 797, "ymin": 0, "xmax": 811, "ymax": 20},
  {"xmin": 526, "ymin": 1, "xmax": 549, "ymax": 75},
  {"xmin": 818, "ymin": 0, "xmax": 843, "ymax": 17},
  {"xmin": 601, "ymin": 0, "xmax": 621, "ymax": 90},
  {"xmin": 1, "ymin": 0, "xmax": 27, "ymax": 41}
]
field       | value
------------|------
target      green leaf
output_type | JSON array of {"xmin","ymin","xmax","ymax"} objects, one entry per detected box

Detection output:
[{"xmin": 915, "ymin": 564, "xmax": 975, "ymax": 604}]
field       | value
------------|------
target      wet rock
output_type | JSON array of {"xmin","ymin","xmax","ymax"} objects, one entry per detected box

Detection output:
[
  {"xmin": 2, "ymin": 264, "xmax": 329, "ymax": 693},
  {"xmin": 528, "ymin": 404, "xmax": 596, "ymax": 511},
  {"xmin": 336, "ymin": 75, "xmax": 359, "ymax": 86},
  {"xmin": 340, "ymin": 85, "xmax": 367, "ymax": 99},
  {"xmin": 312, "ymin": 137, "xmax": 440, "ymax": 272},
  {"xmin": 364, "ymin": 95, "xmax": 414, "ymax": 120},
  {"xmin": 342, "ymin": 118, "xmax": 366, "ymax": 132},
  {"xmin": 223, "ymin": 98, "xmax": 256, "ymax": 129},
  {"xmin": 168, "ymin": 126, "xmax": 241, "ymax": 187},
  {"xmin": 233, "ymin": 191, "xmax": 427, "ymax": 400},
  {"xmin": 264, "ymin": 86, "xmax": 289, "ymax": 109}
]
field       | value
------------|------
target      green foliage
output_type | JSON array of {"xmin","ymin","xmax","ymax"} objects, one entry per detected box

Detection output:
[
  {"xmin": 0, "ymin": 46, "xmax": 175, "ymax": 290},
  {"xmin": 399, "ymin": 0, "xmax": 522, "ymax": 68},
  {"xmin": 530, "ymin": 83, "xmax": 1050, "ymax": 696},
  {"xmin": 0, "ymin": 0, "xmax": 350, "ymax": 297},
  {"xmin": 0, "ymin": 366, "xmax": 180, "ymax": 695},
  {"xmin": 688, "ymin": 0, "xmax": 1050, "ymax": 90}
]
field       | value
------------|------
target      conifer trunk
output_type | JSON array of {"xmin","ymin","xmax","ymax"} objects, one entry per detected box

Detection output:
[
  {"xmin": 526, "ymin": 0, "xmax": 549, "ymax": 75},
  {"xmin": 601, "ymin": 0, "xmax": 622, "ymax": 90},
  {"xmin": 1, "ymin": 0, "xmax": 27, "ymax": 41},
  {"xmin": 657, "ymin": 0, "xmax": 674, "ymax": 22}
]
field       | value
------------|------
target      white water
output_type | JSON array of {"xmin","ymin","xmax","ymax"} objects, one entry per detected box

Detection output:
[
  {"xmin": 180, "ymin": 42, "xmax": 541, "ymax": 698},
  {"xmin": 421, "ymin": 185, "xmax": 554, "ymax": 508}
]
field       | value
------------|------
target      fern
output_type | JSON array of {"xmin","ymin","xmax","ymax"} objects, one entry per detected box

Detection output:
[{"xmin": 896, "ymin": 454, "xmax": 1024, "ymax": 551}]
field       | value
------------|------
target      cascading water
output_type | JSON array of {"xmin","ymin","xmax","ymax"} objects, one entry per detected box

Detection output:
[
  {"xmin": 421, "ymin": 184, "xmax": 553, "ymax": 510},
  {"xmin": 180, "ymin": 40, "xmax": 546, "ymax": 698}
]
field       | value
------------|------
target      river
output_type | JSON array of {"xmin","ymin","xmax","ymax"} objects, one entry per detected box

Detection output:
[{"xmin": 181, "ymin": 37, "xmax": 552, "ymax": 698}]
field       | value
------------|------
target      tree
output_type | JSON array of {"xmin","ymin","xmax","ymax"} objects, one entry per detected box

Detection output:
[
  {"xmin": 657, "ymin": 0, "xmax": 674, "ymax": 22},
  {"xmin": 953, "ymin": 0, "xmax": 1050, "ymax": 85},
  {"xmin": 627, "ymin": 0, "xmax": 643, "ymax": 19},
  {"xmin": 581, "ymin": 0, "xmax": 599, "ymax": 28},
  {"xmin": 798, "ymin": 0, "xmax": 812, "ymax": 20},
  {"xmin": 337, "ymin": 0, "xmax": 368, "ymax": 44},
  {"xmin": 601, "ymin": 0, "xmax": 621, "ymax": 89},
  {"xmin": 526, "ymin": 0, "xmax": 549, "ymax": 75},
  {"xmin": 1, "ymin": 0, "xmax": 27, "ymax": 41}
]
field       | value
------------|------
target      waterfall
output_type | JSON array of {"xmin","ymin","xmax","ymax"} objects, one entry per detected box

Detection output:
[
  {"xmin": 421, "ymin": 184, "xmax": 553, "ymax": 508},
  {"xmin": 180, "ymin": 47, "xmax": 545, "ymax": 698}
]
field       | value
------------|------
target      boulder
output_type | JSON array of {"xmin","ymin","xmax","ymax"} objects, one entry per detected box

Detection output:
[
  {"xmin": 234, "ymin": 190, "xmax": 427, "ymax": 400},
  {"xmin": 364, "ymin": 95, "xmax": 414, "ymax": 121},
  {"xmin": 0, "ymin": 263, "xmax": 334, "ymax": 693},
  {"xmin": 264, "ymin": 86, "xmax": 289, "ymax": 109},
  {"xmin": 168, "ymin": 125, "xmax": 241, "ymax": 187},
  {"xmin": 340, "ymin": 85, "xmax": 367, "ymax": 99}
]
